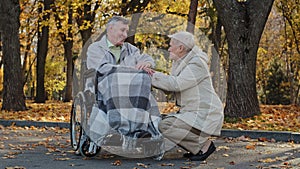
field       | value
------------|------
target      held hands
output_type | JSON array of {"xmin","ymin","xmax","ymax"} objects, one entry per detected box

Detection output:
[
  {"xmin": 143, "ymin": 67, "xmax": 155, "ymax": 76},
  {"xmin": 135, "ymin": 62, "xmax": 155, "ymax": 76},
  {"xmin": 135, "ymin": 62, "xmax": 152, "ymax": 70}
]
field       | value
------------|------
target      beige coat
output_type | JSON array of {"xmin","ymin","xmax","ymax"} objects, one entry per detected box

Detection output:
[{"xmin": 152, "ymin": 46, "xmax": 224, "ymax": 135}]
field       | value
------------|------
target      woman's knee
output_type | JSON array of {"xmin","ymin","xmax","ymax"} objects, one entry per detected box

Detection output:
[{"xmin": 158, "ymin": 117, "xmax": 176, "ymax": 132}]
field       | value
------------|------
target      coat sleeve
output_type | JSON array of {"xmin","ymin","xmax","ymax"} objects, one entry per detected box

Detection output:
[
  {"xmin": 127, "ymin": 44, "xmax": 155, "ymax": 68},
  {"xmin": 152, "ymin": 59, "xmax": 208, "ymax": 92}
]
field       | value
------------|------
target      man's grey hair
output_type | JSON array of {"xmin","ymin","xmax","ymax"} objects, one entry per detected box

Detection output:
[
  {"xmin": 172, "ymin": 38, "xmax": 192, "ymax": 53},
  {"xmin": 106, "ymin": 16, "xmax": 130, "ymax": 29}
]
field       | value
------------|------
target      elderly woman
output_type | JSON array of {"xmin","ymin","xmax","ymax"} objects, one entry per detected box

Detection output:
[{"xmin": 149, "ymin": 31, "xmax": 224, "ymax": 161}]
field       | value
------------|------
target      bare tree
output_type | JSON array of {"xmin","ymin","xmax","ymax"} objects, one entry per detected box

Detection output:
[
  {"xmin": 213, "ymin": 0, "xmax": 274, "ymax": 118},
  {"xmin": 0, "ymin": 0, "xmax": 26, "ymax": 110}
]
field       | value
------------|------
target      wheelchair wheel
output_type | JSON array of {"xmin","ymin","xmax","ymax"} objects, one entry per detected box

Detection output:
[
  {"xmin": 70, "ymin": 95, "xmax": 84, "ymax": 151},
  {"xmin": 79, "ymin": 136, "xmax": 101, "ymax": 157}
]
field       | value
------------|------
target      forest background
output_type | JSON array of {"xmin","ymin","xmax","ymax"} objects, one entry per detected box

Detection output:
[{"xmin": 0, "ymin": 0, "xmax": 299, "ymax": 130}]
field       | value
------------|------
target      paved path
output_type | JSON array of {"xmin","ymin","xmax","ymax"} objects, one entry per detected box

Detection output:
[{"xmin": 1, "ymin": 125, "xmax": 299, "ymax": 169}]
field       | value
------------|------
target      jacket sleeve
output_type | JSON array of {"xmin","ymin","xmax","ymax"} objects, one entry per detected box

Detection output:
[
  {"xmin": 128, "ymin": 44, "xmax": 155, "ymax": 68},
  {"xmin": 152, "ymin": 60, "xmax": 208, "ymax": 92}
]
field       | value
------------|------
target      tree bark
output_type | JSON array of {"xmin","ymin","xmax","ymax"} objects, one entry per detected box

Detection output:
[
  {"xmin": 63, "ymin": 6, "xmax": 74, "ymax": 102},
  {"xmin": 213, "ymin": 0, "xmax": 274, "ymax": 118},
  {"xmin": 0, "ymin": 0, "xmax": 26, "ymax": 110},
  {"xmin": 121, "ymin": 0, "xmax": 151, "ymax": 45},
  {"xmin": 35, "ymin": 0, "xmax": 53, "ymax": 103},
  {"xmin": 186, "ymin": 0, "xmax": 198, "ymax": 34}
]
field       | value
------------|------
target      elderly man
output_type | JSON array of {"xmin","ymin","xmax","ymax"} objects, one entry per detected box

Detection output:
[
  {"xmin": 87, "ymin": 16, "xmax": 154, "ymax": 70},
  {"xmin": 149, "ymin": 31, "xmax": 224, "ymax": 161},
  {"xmin": 84, "ymin": 16, "xmax": 162, "ymax": 155}
]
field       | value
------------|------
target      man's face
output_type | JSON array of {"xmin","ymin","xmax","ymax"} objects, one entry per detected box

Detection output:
[
  {"xmin": 107, "ymin": 21, "xmax": 129, "ymax": 46},
  {"xmin": 168, "ymin": 39, "xmax": 182, "ymax": 61}
]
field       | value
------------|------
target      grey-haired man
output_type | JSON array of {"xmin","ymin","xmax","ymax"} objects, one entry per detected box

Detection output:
[{"xmin": 87, "ymin": 16, "xmax": 154, "ymax": 70}]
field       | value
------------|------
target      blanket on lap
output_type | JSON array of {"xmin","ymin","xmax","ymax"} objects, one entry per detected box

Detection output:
[{"xmin": 88, "ymin": 65, "xmax": 162, "ymax": 149}]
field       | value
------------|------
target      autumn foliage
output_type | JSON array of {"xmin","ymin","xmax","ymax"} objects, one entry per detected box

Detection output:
[{"xmin": 0, "ymin": 101, "xmax": 299, "ymax": 132}]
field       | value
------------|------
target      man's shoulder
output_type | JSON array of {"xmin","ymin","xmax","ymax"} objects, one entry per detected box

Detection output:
[
  {"xmin": 123, "ymin": 42, "xmax": 138, "ymax": 49},
  {"xmin": 88, "ymin": 39, "xmax": 106, "ymax": 51}
]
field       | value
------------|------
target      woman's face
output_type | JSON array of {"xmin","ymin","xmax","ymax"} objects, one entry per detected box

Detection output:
[{"xmin": 107, "ymin": 21, "xmax": 129, "ymax": 46}]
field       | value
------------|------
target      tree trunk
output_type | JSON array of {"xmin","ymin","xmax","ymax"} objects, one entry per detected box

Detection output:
[
  {"xmin": 126, "ymin": 13, "xmax": 142, "ymax": 45},
  {"xmin": 76, "ymin": 0, "xmax": 100, "ymax": 46},
  {"xmin": 63, "ymin": 7, "xmax": 74, "ymax": 102},
  {"xmin": 63, "ymin": 42, "xmax": 73, "ymax": 102},
  {"xmin": 0, "ymin": 0, "xmax": 26, "ymax": 111},
  {"xmin": 213, "ymin": 0, "xmax": 274, "ymax": 118},
  {"xmin": 121, "ymin": 0, "xmax": 151, "ymax": 45},
  {"xmin": 186, "ymin": 0, "xmax": 198, "ymax": 34},
  {"xmin": 35, "ymin": 0, "xmax": 53, "ymax": 103}
]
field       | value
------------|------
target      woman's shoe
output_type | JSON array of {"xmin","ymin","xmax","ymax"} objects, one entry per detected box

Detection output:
[{"xmin": 189, "ymin": 141, "xmax": 216, "ymax": 161}]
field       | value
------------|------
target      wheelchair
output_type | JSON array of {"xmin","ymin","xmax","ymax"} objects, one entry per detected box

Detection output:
[{"xmin": 70, "ymin": 37, "xmax": 164, "ymax": 159}]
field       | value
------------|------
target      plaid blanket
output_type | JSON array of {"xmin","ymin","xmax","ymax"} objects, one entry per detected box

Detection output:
[{"xmin": 88, "ymin": 65, "xmax": 162, "ymax": 149}]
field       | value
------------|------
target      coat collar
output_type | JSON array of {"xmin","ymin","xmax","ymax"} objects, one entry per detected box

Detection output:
[{"xmin": 98, "ymin": 35, "xmax": 127, "ymax": 52}]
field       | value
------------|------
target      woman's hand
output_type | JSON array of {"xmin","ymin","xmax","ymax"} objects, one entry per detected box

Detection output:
[{"xmin": 143, "ymin": 67, "xmax": 155, "ymax": 76}]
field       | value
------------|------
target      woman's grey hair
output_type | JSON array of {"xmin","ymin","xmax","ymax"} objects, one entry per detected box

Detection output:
[{"xmin": 106, "ymin": 16, "xmax": 130, "ymax": 29}]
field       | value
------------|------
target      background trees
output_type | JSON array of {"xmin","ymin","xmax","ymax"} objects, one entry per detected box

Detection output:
[{"xmin": 0, "ymin": 0, "xmax": 299, "ymax": 118}]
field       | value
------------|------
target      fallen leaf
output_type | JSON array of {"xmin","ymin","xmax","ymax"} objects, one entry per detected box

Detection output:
[
  {"xmin": 258, "ymin": 158, "xmax": 277, "ymax": 163},
  {"xmin": 180, "ymin": 166, "xmax": 192, "ymax": 169},
  {"xmin": 229, "ymin": 161, "xmax": 235, "ymax": 165},
  {"xmin": 54, "ymin": 157, "xmax": 70, "ymax": 161},
  {"xmin": 136, "ymin": 163, "xmax": 148, "ymax": 168},
  {"xmin": 245, "ymin": 144, "xmax": 256, "ymax": 150},
  {"xmin": 112, "ymin": 160, "xmax": 122, "ymax": 166},
  {"xmin": 5, "ymin": 166, "xmax": 26, "ymax": 169},
  {"xmin": 258, "ymin": 137, "xmax": 268, "ymax": 142},
  {"xmin": 160, "ymin": 163, "xmax": 175, "ymax": 166},
  {"xmin": 222, "ymin": 154, "xmax": 229, "ymax": 157}
]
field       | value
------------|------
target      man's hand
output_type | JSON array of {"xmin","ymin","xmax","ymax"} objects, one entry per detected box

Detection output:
[{"xmin": 135, "ymin": 62, "xmax": 151, "ymax": 70}]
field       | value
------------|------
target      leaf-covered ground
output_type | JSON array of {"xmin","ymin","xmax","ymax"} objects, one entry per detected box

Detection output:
[{"xmin": 0, "ymin": 101, "xmax": 299, "ymax": 132}]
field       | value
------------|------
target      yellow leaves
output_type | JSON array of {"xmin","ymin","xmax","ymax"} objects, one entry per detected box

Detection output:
[
  {"xmin": 245, "ymin": 144, "xmax": 256, "ymax": 150},
  {"xmin": 223, "ymin": 105, "xmax": 300, "ymax": 132},
  {"xmin": 160, "ymin": 102, "xmax": 180, "ymax": 114},
  {"xmin": 258, "ymin": 157, "xmax": 277, "ymax": 163},
  {"xmin": 79, "ymin": 20, "xmax": 92, "ymax": 31},
  {"xmin": 0, "ymin": 100, "xmax": 71, "ymax": 123},
  {"xmin": 2, "ymin": 151, "xmax": 21, "ymax": 159},
  {"xmin": 1, "ymin": 101, "xmax": 299, "ymax": 133}
]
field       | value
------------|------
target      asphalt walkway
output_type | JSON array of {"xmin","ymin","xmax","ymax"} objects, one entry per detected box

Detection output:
[{"xmin": 0, "ymin": 120, "xmax": 300, "ymax": 169}]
